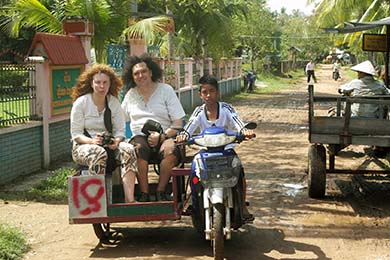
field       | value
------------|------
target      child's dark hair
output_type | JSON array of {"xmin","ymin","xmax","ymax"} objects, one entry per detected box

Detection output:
[{"xmin": 199, "ymin": 74, "xmax": 219, "ymax": 91}]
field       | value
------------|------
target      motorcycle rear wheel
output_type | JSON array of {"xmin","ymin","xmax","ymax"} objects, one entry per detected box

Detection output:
[{"xmin": 212, "ymin": 203, "xmax": 225, "ymax": 260}]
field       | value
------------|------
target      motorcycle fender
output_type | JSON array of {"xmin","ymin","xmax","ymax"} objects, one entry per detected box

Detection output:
[
  {"xmin": 207, "ymin": 187, "xmax": 224, "ymax": 204},
  {"xmin": 226, "ymin": 188, "xmax": 233, "ymax": 208}
]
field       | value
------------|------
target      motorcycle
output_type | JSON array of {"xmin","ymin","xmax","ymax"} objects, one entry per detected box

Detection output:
[
  {"xmin": 332, "ymin": 68, "xmax": 340, "ymax": 81},
  {"xmin": 243, "ymin": 70, "xmax": 256, "ymax": 93},
  {"xmin": 187, "ymin": 123, "xmax": 256, "ymax": 260}
]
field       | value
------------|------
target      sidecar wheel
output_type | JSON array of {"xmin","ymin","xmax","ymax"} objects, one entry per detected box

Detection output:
[
  {"xmin": 307, "ymin": 144, "xmax": 326, "ymax": 198},
  {"xmin": 212, "ymin": 203, "xmax": 225, "ymax": 260},
  {"xmin": 92, "ymin": 223, "xmax": 111, "ymax": 243}
]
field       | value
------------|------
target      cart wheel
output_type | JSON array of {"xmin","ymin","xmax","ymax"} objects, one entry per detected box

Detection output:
[
  {"xmin": 307, "ymin": 144, "xmax": 326, "ymax": 198},
  {"xmin": 92, "ymin": 223, "xmax": 111, "ymax": 243}
]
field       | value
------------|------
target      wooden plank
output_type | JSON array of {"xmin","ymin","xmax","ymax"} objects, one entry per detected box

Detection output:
[
  {"xmin": 108, "ymin": 203, "xmax": 174, "ymax": 216},
  {"xmin": 313, "ymin": 95, "xmax": 390, "ymax": 103},
  {"xmin": 311, "ymin": 117, "xmax": 390, "ymax": 135},
  {"xmin": 310, "ymin": 134, "xmax": 390, "ymax": 146}
]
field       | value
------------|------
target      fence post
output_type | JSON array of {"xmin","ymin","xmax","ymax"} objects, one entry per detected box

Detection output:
[
  {"xmin": 228, "ymin": 59, "xmax": 233, "ymax": 78},
  {"xmin": 184, "ymin": 57, "xmax": 194, "ymax": 88},
  {"xmin": 234, "ymin": 57, "xmax": 242, "ymax": 77},
  {"xmin": 35, "ymin": 62, "xmax": 51, "ymax": 168},
  {"xmin": 175, "ymin": 58, "xmax": 181, "ymax": 89},
  {"xmin": 206, "ymin": 58, "xmax": 213, "ymax": 75},
  {"xmin": 29, "ymin": 66, "xmax": 37, "ymax": 118},
  {"xmin": 198, "ymin": 59, "xmax": 204, "ymax": 78}
]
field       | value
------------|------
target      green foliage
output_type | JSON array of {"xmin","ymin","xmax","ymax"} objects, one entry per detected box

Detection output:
[
  {"xmin": 0, "ymin": 223, "xmax": 27, "ymax": 260},
  {"xmin": 26, "ymin": 167, "xmax": 73, "ymax": 202},
  {"xmin": 0, "ymin": 71, "xmax": 28, "ymax": 87},
  {"xmin": 232, "ymin": 0, "xmax": 276, "ymax": 69},
  {"xmin": 137, "ymin": 0, "xmax": 248, "ymax": 59},
  {"xmin": 277, "ymin": 14, "xmax": 332, "ymax": 61},
  {"xmin": 311, "ymin": 0, "xmax": 390, "ymax": 62}
]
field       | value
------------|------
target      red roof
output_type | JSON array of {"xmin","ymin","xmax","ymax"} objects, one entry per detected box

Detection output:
[{"xmin": 28, "ymin": 32, "xmax": 88, "ymax": 65}]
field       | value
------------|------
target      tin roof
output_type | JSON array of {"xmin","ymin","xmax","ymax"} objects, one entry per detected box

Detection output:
[
  {"xmin": 324, "ymin": 17, "xmax": 390, "ymax": 33},
  {"xmin": 28, "ymin": 32, "xmax": 88, "ymax": 65}
]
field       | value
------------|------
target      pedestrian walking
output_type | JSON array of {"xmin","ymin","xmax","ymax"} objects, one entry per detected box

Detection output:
[{"xmin": 305, "ymin": 59, "xmax": 317, "ymax": 83}]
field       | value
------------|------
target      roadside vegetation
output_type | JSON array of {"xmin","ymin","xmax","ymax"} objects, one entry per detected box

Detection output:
[
  {"xmin": 0, "ymin": 167, "xmax": 73, "ymax": 203},
  {"xmin": 0, "ymin": 223, "xmax": 28, "ymax": 260}
]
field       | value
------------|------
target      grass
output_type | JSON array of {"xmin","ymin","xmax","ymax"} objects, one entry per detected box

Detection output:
[
  {"xmin": 226, "ymin": 69, "xmax": 303, "ymax": 103},
  {"xmin": 0, "ymin": 224, "xmax": 28, "ymax": 260},
  {"xmin": 26, "ymin": 167, "xmax": 73, "ymax": 202},
  {"xmin": 0, "ymin": 167, "xmax": 74, "ymax": 203},
  {"xmin": 0, "ymin": 99, "xmax": 30, "ymax": 118}
]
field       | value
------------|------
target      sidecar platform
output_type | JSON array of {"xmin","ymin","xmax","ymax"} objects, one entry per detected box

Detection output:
[{"xmin": 68, "ymin": 168, "xmax": 190, "ymax": 225}]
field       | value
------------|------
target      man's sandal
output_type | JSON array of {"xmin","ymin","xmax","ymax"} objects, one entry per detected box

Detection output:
[{"xmin": 243, "ymin": 213, "xmax": 255, "ymax": 223}]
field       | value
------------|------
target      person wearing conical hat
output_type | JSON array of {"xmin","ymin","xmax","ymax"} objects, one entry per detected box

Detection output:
[{"xmin": 338, "ymin": 60, "xmax": 389, "ymax": 118}]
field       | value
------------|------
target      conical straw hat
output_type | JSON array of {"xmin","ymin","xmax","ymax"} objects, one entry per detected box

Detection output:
[{"xmin": 350, "ymin": 60, "xmax": 376, "ymax": 76}]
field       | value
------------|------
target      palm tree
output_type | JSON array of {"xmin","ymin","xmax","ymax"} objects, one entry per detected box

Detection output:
[
  {"xmin": 0, "ymin": 0, "xmax": 62, "ymax": 36},
  {"xmin": 128, "ymin": 0, "xmax": 248, "ymax": 60},
  {"xmin": 309, "ymin": 0, "xmax": 390, "ymax": 57},
  {"xmin": 0, "ymin": 0, "xmax": 134, "ymax": 62}
]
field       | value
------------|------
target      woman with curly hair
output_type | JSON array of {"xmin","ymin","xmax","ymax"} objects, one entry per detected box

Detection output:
[
  {"xmin": 70, "ymin": 64, "xmax": 138, "ymax": 203},
  {"xmin": 121, "ymin": 54, "xmax": 185, "ymax": 202}
]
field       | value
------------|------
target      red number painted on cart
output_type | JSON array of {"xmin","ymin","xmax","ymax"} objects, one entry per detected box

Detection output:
[{"xmin": 69, "ymin": 175, "xmax": 107, "ymax": 218}]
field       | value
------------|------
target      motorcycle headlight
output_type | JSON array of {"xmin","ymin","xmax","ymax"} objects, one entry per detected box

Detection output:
[{"xmin": 194, "ymin": 133, "xmax": 236, "ymax": 147}]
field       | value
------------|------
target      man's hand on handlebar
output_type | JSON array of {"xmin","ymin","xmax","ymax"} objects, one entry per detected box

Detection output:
[{"xmin": 242, "ymin": 128, "xmax": 256, "ymax": 139}]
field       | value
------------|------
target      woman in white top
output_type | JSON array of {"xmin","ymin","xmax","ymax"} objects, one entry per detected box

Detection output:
[
  {"xmin": 70, "ymin": 64, "xmax": 137, "ymax": 203},
  {"xmin": 121, "ymin": 54, "xmax": 185, "ymax": 202}
]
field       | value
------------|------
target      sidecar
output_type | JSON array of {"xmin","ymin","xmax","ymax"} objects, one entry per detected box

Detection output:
[{"xmin": 68, "ymin": 166, "xmax": 191, "ymax": 241}]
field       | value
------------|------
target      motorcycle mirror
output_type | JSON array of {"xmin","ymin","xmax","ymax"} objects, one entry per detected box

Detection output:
[{"xmin": 244, "ymin": 122, "xmax": 257, "ymax": 129}]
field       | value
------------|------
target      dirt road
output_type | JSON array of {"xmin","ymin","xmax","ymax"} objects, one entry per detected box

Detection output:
[{"xmin": 1, "ymin": 64, "xmax": 390, "ymax": 260}]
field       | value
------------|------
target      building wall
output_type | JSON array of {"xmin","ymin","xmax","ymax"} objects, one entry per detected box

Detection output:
[
  {"xmin": 49, "ymin": 120, "xmax": 72, "ymax": 162},
  {"xmin": 0, "ymin": 124, "xmax": 43, "ymax": 184}
]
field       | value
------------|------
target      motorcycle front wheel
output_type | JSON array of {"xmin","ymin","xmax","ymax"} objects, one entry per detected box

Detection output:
[
  {"xmin": 212, "ymin": 203, "xmax": 225, "ymax": 260},
  {"xmin": 191, "ymin": 189, "xmax": 205, "ymax": 236}
]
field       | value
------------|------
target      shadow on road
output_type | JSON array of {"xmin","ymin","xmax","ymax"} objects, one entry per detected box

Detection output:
[{"xmin": 89, "ymin": 225, "xmax": 330, "ymax": 260}]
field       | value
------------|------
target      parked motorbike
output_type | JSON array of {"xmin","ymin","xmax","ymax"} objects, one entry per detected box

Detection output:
[
  {"xmin": 243, "ymin": 70, "xmax": 256, "ymax": 92},
  {"xmin": 187, "ymin": 123, "xmax": 256, "ymax": 260},
  {"xmin": 332, "ymin": 68, "xmax": 340, "ymax": 81}
]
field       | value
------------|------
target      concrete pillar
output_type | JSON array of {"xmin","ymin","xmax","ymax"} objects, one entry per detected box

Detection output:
[
  {"xmin": 174, "ymin": 58, "xmax": 181, "ymax": 89},
  {"xmin": 35, "ymin": 62, "xmax": 51, "ymax": 168},
  {"xmin": 198, "ymin": 59, "xmax": 204, "ymax": 78},
  {"xmin": 206, "ymin": 58, "xmax": 213, "ymax": 75},
  {"xmin": 129, "ymin": 38, "xmax": 147, "ymax": 56}
]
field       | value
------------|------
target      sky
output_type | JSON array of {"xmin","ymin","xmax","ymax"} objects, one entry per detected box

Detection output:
[{"xmin": 266, "ymin": 0, "xmax": 316, "ymax": 15}]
